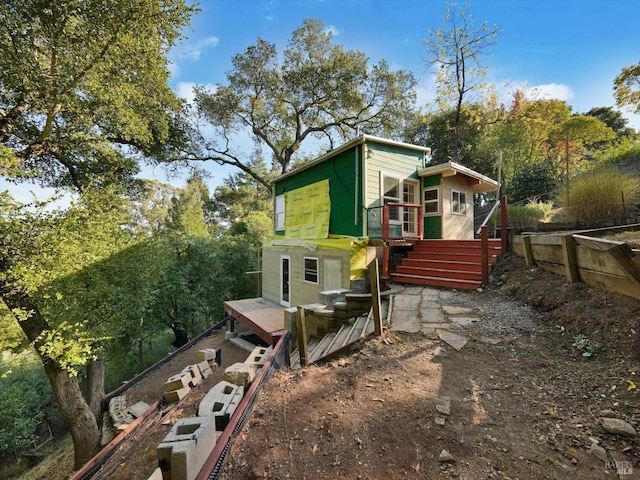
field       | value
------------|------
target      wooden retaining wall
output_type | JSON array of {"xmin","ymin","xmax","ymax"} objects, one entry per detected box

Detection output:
[{"xmin": 513, "ymin": 227, "xmax": 640, "ymax": 301}]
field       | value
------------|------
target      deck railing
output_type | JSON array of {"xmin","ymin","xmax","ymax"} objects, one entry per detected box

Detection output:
[{"xmin": 381, "ymin": 203, "xmax": 423, "ymax": 241}]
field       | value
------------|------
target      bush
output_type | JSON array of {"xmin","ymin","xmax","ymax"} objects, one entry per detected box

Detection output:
[
  {"xmin": 556, "ymin": 169, "xmax": 640, "ymax": 223},
  {"xmin": 503, "ymin": 200, "xmax": 555, "ymax": 230}
]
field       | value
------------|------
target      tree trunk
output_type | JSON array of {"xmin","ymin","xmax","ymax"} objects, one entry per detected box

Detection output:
[
  {"xmin": 44, "ymin": 358, "xmax": 101, "ymax": 467},
  {"xmin": 170, "ymin": 322, "xmax": 189, "ymax": 348},
  {"xmin": 83, "ymin": 358, "xmax": 105, "ymax": 427},
  {"xmin": 1, "ymin": 289, "xmax": 101, "ymax": 469}
]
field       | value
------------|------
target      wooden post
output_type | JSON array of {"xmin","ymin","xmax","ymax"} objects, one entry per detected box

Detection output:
[
  {"xmin": 561, "ymin": 234, "xmax": 579, "ymax": 283},
  {"xmin": 382, "ymin": 242, "xmax": 389, "ymax": 278},
  {"xmin": 368, "ymin": 259, "xmax": 383, "ymax": 336},
  {"xmin": 295, "ymin": 307, "xmax": 308, "ymax": 367},
  {"xmin": 523, "ymin": 236, "xmax": 535, "ymax": 267},
  {"xmin": 481, "ymin": 225, "xmax": 489, "ymax": 286},
  {"xmin": 382, "ymin": 205, "xmax": 389, "ymax": 240},
  {"xmin": 500, "ymin": 195, "xmax": 508, "ymax": 253}
]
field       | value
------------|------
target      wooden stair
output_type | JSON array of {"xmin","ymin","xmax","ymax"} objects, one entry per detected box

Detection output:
[
  {"xmin": 391, "ymin": 239, "xmax": 502, "ymax": 290},
  {"xmin": 290, "ymin": 302, "xmax": 389, "ymax": 369}
]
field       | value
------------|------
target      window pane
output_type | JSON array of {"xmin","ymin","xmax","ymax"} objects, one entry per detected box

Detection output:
[
  {"xmin": 383, "ymin": 176, "xmax": 399, "ymax": 199},
  {"xmin": 424, "ymin": 189, "xmax": 438, "ymax": 201},
  {"xmin": 304, "ymin": 257, "xmax": 318, "ymax": 283}
]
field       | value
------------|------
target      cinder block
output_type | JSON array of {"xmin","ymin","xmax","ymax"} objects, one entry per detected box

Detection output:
[
  {"xmin": 198, "ymin": 348, "xmax": 217, "ymax": 362},
  {"xmin": 198, "ymin": 381, "xmax": 245, "ymax": 431},
  {"xmin": 108, "ymin": 395, "xmax": 134, "ymax": 427},
  {"xmin": 163, "ymin": 385, "xmax": 191, "ymax": 404},
  {"xmin": 223, "ymin": 362, "xmax": 256, "ymax": 388},
  {"xmin": 129, "ymin": 401, "xmax": 150, "ymax": 418},
  {"xmin": 165, "ymin": 371, "xmax": 192, "ymax": 391},
  {"xmin": 244, "ymin": 346, "xmax": 272, "ymax": 368},
  {"xmin": 197, "ymin": 360, "xmax": 213, "ymax": 379},
  {"xmin": 181, "ymin": 364, "xmax": 203, "ymax": 387},
  {"xmin": 157, "ymin": 416, "xmax": 217, "ymax": 480}
]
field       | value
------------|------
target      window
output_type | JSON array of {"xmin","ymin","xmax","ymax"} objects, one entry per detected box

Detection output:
[
  {"xmin": 275, "ymin": 194, "xmax": 285, "ymax": 231},
  {"xmin": 304, "ymin": 257, "xmax": 318, "ymax": 284},
  {"xmin": 423, "ymin": 187, "xmax": 440, "ymax": 215},
  {"xmin": 451, "ymin": 190, "xmax": 467, "ymax": 215},
  {"xmin": 382, "ymin": 174, "xmax": 401, "ymax": 222}
]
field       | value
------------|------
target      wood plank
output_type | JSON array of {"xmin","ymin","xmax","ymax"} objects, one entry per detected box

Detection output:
[
  {"xmin": 561, "ymin": 234, "xmax": 579, "ymax": 283},
  {"xmin": 296, "ymin": 308, "xmax": 308, "ymax": 367},
  {"xmin": 578, "ymin": 269, "xmax": 640, "ymax": 301},
  {"xmin": 368, "ymin": 259, "xmax": 383, "ymax": 336},
  {"xmin": 573, "ymin": 234, "xmax": 632, "ymax": 253},
  {"xmin": 575, "ymin": 246, "xmax": 635, "ymax": 277},
  {"xmin": 529, "ymin": 234, "xmax": 564, "ymax": 246},
  {"xmin": 523, "ymin": 236, "xmax": 534, "ymax": 267},
  {"xmin": 531, "ymin": 244, "xmax": 565, "ymax": 264}
]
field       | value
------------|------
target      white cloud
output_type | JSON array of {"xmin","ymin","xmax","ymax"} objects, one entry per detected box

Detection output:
[
  {"xmin": 525, "ymin": 83, "xmax": 574, "ymax": 102},
  {"xmin": 325, "ymin": 25, "xmax": 340, "ymax": 37},
  {"xmin": 174, "ymin": 81, "xmax": 217, "ymax": 104},
  {"xmin": 174, "ymin": 36, "xmax": 219, "ymax": 60}
]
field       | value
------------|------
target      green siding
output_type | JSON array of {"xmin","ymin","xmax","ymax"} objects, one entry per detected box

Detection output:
[
  {"xmin": 422, "ymin": 174, "xmax": 442, "ymax": 239},
  {"xmin": 275, "ymin": 148, "xmax": 363, "ymax": 237}
]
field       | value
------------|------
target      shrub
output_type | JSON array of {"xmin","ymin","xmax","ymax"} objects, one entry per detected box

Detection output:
[
  {"xmin": 556, "ymin": 169, "xmax": 640, "ymax": 223},
  {"xmin": 502, "ymin": 200, "xmax": 555, "ymax": 230}
]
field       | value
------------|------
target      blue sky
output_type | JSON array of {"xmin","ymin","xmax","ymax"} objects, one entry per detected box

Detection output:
[
  {"xmin": 7, "ymin": 0, "xmax": 640, "ymax": 202},
  {"xmin": 170, "ymin": 0, "xmax": 640, "ymax": 128}
]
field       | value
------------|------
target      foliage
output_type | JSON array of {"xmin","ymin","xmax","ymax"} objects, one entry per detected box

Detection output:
[
  {"xmin": 0, "ymin": 350, "xmax": 55, "ymax": 456},
  {"xmin": 502, "ymin": 161, "xmax": 560, "ymax": 203},
  {"xmin": 614, "ymin": 63, "xmax": 640, "ymax": 115},
  {"xmin": 572, "ymin": 334, "xmax": 604, "ymax": 358},
  {"xmin": 592, "ymin": 138, "xmax": 640, "ymax": 167},
  {"xmin": 555, "ymin": 169, "xmax": 640, "ymax": 223},
  {"xmin": 189, "ymin": 18, "xmax": 417, "ymax": 187},
  {"xmin": 585, "ymin": 106, "xmax": 637, "ymax": 146},
  {"xmin": 424, "ymin": 1, "xmax": 500, "ymax": 162},
  {"xmin": 0, "ymin": 0, "xmax": 196, "ymax": 192},
  {"xmin": 499, "ymin": 200, "xmax": 555, "ymax": 231}
]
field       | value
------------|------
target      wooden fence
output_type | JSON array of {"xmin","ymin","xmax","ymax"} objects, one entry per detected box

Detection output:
[{"xmin": 512, "ymin": 226, "xmax": 640, "ymax": 301}]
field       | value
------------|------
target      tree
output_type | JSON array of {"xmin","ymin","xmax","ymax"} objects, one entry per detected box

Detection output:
[
  {"xmin": 614, "ymin": 63, "xmax": 640, "ymax": 115},
  {"xmin": 0, "ymin": 1, "xmax": 197, "ymax": 468},
  {"xmin": 0, "ymin": 0, "xmax": 196, "ymax": 191},
  {"xmin": 424, "ymin": 1, "xmax": 500, "ymax": 162},
  {"xmin": 584, "ymin": 106, "xmax": 636, "ymax": 146},
  {"xmin": 187, "ymin": 18, "xmax": 417, "ymax": 188}
]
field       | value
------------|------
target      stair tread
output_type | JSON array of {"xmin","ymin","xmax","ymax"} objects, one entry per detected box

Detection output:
[{"xmin": 308, "ymin": 333, "xmax": 336, "ymax": 364}]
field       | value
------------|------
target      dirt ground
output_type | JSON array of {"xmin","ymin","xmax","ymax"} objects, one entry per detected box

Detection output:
[
  {"xmin": 220, "ymin": 253, "xmax": 640, "ymax": 480},
  {"xmin": 21, "ymin": 249, "xmax": 640, "ymax": 480}
]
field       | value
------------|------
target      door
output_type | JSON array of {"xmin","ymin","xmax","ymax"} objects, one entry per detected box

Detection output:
[
  {"xmin": 323, "ymin": 258, "xmax": 343, "ymax": 290},
  {"xmin": 403, "ymin": 180, "xmax": 419, "ymax": 236},
  {"xmin": 280, "ymin": 255, "xmax": 291, "ymax": 307}
]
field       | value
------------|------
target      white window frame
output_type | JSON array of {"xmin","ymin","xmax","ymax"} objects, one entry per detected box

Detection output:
[
  {"xmin": 451, "ymin": 189, "xmax": 467, "ymax": 215},
  {"xmin": 381, "ymin": 172, "xmax": 402, "ymax": 224},
  {"xmin": 275, "ymin": 194, "xmax": 285, "ymax": 231},
  {"xmin": 303, "ymin": 256, "xmax": 319, "ymax": 284},
  {"xmin": 423, "ymin": 186, "xmax": 440, "ymax": 216}
]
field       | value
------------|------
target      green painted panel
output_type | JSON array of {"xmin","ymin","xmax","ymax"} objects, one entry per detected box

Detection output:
[{"xmin": 275, "ymin": 148, "xmax": 363, "ymax": 237}]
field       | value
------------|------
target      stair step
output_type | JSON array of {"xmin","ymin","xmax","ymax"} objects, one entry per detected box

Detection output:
[
  {"xmin": 308, "ymin": 333, "xmax": 336, "ymax": 364},
  {"xmin": 394, "ymin": 265, "xmax": 482, "ymax": 281},
  {"xmin": 401, "ymin": 258, "xmax": 482, "ymax": 272},
  {"xmin": 390, "ymin": 272, "xmax": 481, "ymax": 290},
  {"xmin": 416, "ymin": 239, "xmax": 502, "ymax": 247}
]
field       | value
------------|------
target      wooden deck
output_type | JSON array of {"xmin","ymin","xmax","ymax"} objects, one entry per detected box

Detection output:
[{"xmin": 224, "ymin": 298, "xmax": 287, "ymax": 346}]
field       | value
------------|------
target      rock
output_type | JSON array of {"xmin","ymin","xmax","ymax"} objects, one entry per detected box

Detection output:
[
  {"xmin": 438, "ymin": 449, "xmax": 455, "ymax": 463},
  {"xmin": 600, "ymin": 409, "xmax": 617, "ymax": 418},
  {"xmin": 434, "ymin": 416, "xmax": 446, "ymax": 426},
  {"xmin": 601, "ymin": 417, "xmax": 636, "ymax": 437},
  {"xmin": 436, "ymin": 399, "xmax": 451, "ymax": 416},
  {"xmin": 588, "ymin": 442, "xmax": 608, "ymax": 462}
]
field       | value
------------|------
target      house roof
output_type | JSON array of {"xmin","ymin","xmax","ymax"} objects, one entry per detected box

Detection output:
[
  {"xmin": 418, "ymin": 161, "xmax": 498, "ymax": 193},
  {"xmin": 272, "ymin": 134, "xmax": 432, "ymax": 183}
]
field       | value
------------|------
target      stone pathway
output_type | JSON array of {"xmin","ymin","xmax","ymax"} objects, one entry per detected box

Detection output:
[{"xmin": 388, "ymin": 285, "xmax": 480, "ymax": 350}]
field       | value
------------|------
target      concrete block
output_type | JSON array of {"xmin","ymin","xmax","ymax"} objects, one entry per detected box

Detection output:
[
  {"xmin": 223, "ymin": 362, "xmax": 256, "ymax": 388},
  {"xmin": 198, "ymin": 348, "xmax": 217, "ymax": 362},
  {"xmin": 198, "ymin": 381, "xmax": 245, "ymax": 431},
  {"xmin": 181, "ymin": 364, "xmax": 203, "ymax": 387},
  {"xmin": 129, "ymin": 401, "xmax": 151, "ymax": 418},
  {"xmin": 197, "ymin": 360, "xmax": 213, "ymax": 379},
  {"xmin": 109, "ymin": 395, "xmax": 134, "ymax": 427},
  {"xmin": 165, "ymin": 371, "xmax": 192, "ymax": 391},
  {"xmin": 146, "ymin": 467, "xmax": 163, "ymax": 480},
  {"xmin": 244, "ymin": 346, "xmax": 272, "ymax": 368},
  {"xmin": 163, "ymin": 385, "xmax": 191, "ymax": 404},
  {"xmin": 157, "ymin": 416, "xmax": 217, "ymax": 480}
]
